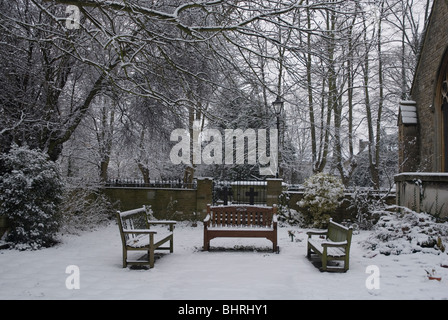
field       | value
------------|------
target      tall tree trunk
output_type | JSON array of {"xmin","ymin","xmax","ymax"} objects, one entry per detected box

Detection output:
[
  {"xmin": 306, "ymin": 0, "xmax": 317, "ymax": 170},
  {"xmin": 362, "ymin": 13, "xmax": 380, "ymax": 190},
  {"xmin": 137, "ymin": 130, "xmax": 150, "ymax": 184},
  {"xmin": 375, "ymin": 0, "xmax": 385, "ymax": 189}
]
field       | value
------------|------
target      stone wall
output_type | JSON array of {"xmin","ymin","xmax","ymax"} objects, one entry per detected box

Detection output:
[
  {"xmin": 395, "ymin": 173, "xmax": 448, "ymax": 219},
  {"xmin": 104, "ymin": 177, "xmax": 213, "ymax": 220},
  {"xmin": 104, "ymin": 178, "xmax": 285, "ymax": 220},
  {"xmin": 104, "ymin": 186, "xmax": 198, "ymax": 220},
  {"xmin": 104, "ymin": 177, "xmax": 397, "ymax": 223}
]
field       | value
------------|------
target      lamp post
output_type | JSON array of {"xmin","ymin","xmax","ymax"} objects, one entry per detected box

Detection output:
[{"xmin": 272, "ymin": 96, "xmax": 283, "ymax": 178}]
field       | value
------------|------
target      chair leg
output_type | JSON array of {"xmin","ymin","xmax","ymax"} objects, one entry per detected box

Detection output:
[
  {"xmin": 322, "ymin": 252, "xmax": 327, "ymax": 271},
  {"xmin": 149, "ymin": 234, "xmax": 155, "ymax": 268},
  {"xmin": 122, "ymin": 248, "xmax": 127, "ymax": 268},
  {"xmin": 149, "ymin": 250, "xmax": 155, "ymax": 268},
  {"xmin": 203, "ymin": 232, "xmax": 209, "ymax": 251}
]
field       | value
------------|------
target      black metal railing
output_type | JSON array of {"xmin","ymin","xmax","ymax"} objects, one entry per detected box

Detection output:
[
  {"xmin": 106, "ymin": 178, "xmax": 197, "ymax": 189},
  {"xmin": 213, "ymin": 180, "xmax": 267, "ymax": 205}
]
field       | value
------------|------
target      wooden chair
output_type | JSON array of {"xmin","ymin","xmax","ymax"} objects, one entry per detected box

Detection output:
[{"xmin": 117, "ymin": 206, "xmax": 175, "ymax": 268}]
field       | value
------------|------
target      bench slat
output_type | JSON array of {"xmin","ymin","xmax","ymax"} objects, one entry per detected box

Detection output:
[{"xmin": 308, "ymin": 239, "xmax": 346, "ymax": 257}]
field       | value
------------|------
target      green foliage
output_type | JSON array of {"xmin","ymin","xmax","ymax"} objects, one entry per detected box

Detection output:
[
  {"xmin": 298, "ymin": 173, "xmax": 344, "ymax": 228},
  {"xmin": 0, "ymin": 145, "xmax": 63, "ymax": 249}
]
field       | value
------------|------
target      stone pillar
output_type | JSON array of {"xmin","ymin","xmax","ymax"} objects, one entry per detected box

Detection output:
[
  {"xmin": 196, "ymin": 177, "xmax": 213, "ymax": 218},
  {"xmin": 266, "ymin": 178, "xmax": 283, "ymax": 207}
]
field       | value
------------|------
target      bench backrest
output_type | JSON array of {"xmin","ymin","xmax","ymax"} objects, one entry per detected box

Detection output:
[
  {"xmin": 117, "ymin": 207, "xmax": 149, "ymax": 243},
  {"xmin": 207, "ymin": 205, "xmax": 276, "ymax": 227},
  {"xmin": 327, "ymin": 219, "xmax": 353, "ymax": 244}
]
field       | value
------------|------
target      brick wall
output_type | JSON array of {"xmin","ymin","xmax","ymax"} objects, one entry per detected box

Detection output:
[{"xmin": 410, "ymin": 0, "xmax": 448, "ymax": 171}]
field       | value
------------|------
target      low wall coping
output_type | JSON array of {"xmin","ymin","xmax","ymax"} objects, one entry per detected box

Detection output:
[
  {"xmin": 394, "ymin": 172, "xmax": 448, "ymax": 183},
  {"xmin": 105, "ymin": 186, "xmax": 197, "ymax": 191}
]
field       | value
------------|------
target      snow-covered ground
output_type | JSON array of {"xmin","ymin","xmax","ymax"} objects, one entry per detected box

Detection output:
[{"xmin": 0, "ymin": 222, "xmax": 447, "ymax": 300}]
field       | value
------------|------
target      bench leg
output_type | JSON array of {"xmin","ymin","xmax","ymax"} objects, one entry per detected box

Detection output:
[
  {"xmin": 321, "ymin": 249, "xmax": 327, "ymax": 271},
  {"xmin": 122, "ymin": 248, "xmax": 127, "ymax": 268},
  {"xmin": 344, "ymin": 255, "xmax": 349, "ymax": 272},
  {"xmin": 148, "ymin": 250, "xmax": 154, "ymax": 268},
  {"xmin": 203, "ymin": 231, "xmax": 209, "ymax": 251},
  {"xmin": 149, "ymin": 234, "xmax": 155, "ymax": 268}
]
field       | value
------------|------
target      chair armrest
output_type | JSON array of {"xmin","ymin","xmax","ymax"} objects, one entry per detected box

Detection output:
[
  {"xmin": 203, "ymin": 214, "xmax": 211, "ymax": 229},
  {"xmin": 272, "ymin": 214, "xmax": 278, "ymax": 229}
]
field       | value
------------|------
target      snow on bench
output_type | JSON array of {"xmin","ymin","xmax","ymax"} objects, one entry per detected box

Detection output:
[{"xmin": 203, "ymin": 204, "xmax": 278, "ymax": 252}]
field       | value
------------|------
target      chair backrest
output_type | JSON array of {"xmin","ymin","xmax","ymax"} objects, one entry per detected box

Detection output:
[
  {"xmin": 327, "ymin": 219, "xmax": 353, "ymax": 244},
  {"xmin": 117, "ymin": 207, "xmax": 149, "ymax": 243},
  {"xmin": 208, "ymin": 205, "xmax": 276, "ymax": 227}
]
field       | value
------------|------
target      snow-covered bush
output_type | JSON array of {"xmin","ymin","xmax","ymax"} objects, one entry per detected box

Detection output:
[
  {"xmin": 59, "ymin": 182, "xmax": 116, "ymax": 234},
  {"xmin": 277, "ymin": 192, "xmax": 305, "ymax": 226},
  {"xmin": 0, "ymin": 145, "xmax": 63, "ymax": 250},
  {"xmin": 298, "ymin": 173, "xmax": 344, "ymax": 228},
  {"xmin": 363, "ymin": 207, "xmax": 448, "ymax": 255},
  {"xmin": 348, "ymin": 188, "xmax": 386, "ymax": 230}
]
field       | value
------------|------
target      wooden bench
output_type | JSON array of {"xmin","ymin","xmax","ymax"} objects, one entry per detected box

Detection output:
[
  {"xmin": 203, "ymin": 204, "xmax": 278, "ymax": 252},
  {"xmin": 117, "ymin": 206, "xmax": 176, "ymax": 268},
  {"xmin": 306, "ymin": 219, "xmax": 353, "ymax": 272}
]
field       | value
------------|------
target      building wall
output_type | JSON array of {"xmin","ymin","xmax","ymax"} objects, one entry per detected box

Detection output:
[
  {"xmin": 410, "ymin": 0, "xmax": 448, "ymax": 171},
  {"xmin": 395, "ymin": 173, "xmax": 448, "ymax": 218}
]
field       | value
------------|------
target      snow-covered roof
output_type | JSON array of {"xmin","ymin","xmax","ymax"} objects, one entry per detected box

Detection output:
[{"xmin": 399, "ymin": 100, "xmax": 418, "ymax": 125}]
